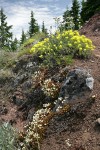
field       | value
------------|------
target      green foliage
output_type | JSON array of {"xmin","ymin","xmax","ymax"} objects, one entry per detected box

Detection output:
[
  {"xmin": 0, "ymin": 51, "xmax": 17, "ymax": 69},
  {"xmin": 32, "ymin": 32, "xmax": 48, "ymax": 41},
  {"xmin": 18, "ymin": 32, "xmax": 48, "ymax": 58},
  {"xmin": 30, "ymin": 30, "xmax": 95, "ymax": 66},
  {"xmin": 19, "ymin": 38, "xmax": 35, "ymax": 57},
  {"xmin": 29, "ymin": 11, "xmax": 39, "ymax": 37},
  {"xmin": 0, "ymin": 69, "xmax": 14, "ymax": 82},
  {"xmin": 11, "ymin": 38, "xmax": 19, "ymax": 51},
  {"xmin": 71, "ymin": 0, "xmax": 81, "ymax": 30},
  {"xmin": 21, "ymin": 38, "xmax": 35, "ymax": 48},
  {"xmin": 41, "ymin": 21, "xmax": 48, "ymax": 35},
  {"xmin": 0, "ymin": 8, "xmax": 13, "ymax": 50},
  {"xmin": 18, "ymin": 48, "xmax": 31, "ymax": 58},
  {"xmin": 20, "ymin": 30, "xmax": 26, "ymax": 45},
  {"xmin": 0, "ymin": 122, "xmax": 18, "ymax": 150},
  {"xmin": 81, "ymin": 0, "xmax": 100, "ymax": 23}
]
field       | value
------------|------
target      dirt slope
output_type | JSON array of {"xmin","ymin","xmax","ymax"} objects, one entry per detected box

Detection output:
[{"xmin": 80, "ymin": 13, "xmax": 100, "ymax": 36}]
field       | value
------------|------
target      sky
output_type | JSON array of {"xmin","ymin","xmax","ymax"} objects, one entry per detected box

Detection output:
[{"xmin": 1, "ymin": 0, "xmax": 81, "ymax": 39}]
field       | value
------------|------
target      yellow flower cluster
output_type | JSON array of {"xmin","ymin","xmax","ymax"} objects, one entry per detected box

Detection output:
[
  {"xmin": 30, "ymin": 30, "xmax": 95, "ymax": 59},
  {"xmin": 30, "ymin": 38, "xmax": 50, "ymax": 55}
]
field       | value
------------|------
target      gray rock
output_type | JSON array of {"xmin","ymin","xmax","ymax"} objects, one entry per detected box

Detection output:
[
  {"xmin": 53, "ymin": 68, "xmax": 94, "ymax": 112},
  {"xmin": 86, "ymin": 77, "xmax": 94, "ymax": 90},
  {"xmin": 13, "ymin": 73, "xmax": 28, "ymax": 86},
  {"xmin": 96, "ymin": 118, "xmax": 100, "ymax": 125},
  {"xmin": 26, "ymin": 62, "xmax": 33, "ymax": 69}
]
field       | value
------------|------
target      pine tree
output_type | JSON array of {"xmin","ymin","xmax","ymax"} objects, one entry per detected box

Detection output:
[
  {"xmin": 29, "ymin": 11, "xmax": 39, "ymax": 37},
  {"xmin": 11, "ymin": 38, "xmax": 18, "ymax": 51},
  {"xmin": 41, "ymin": 21, "xmax": 48, "ymax": 34},
  {"xmin": 71, "ymin": 0, "xmax": 80, "ymax": 30},
  {"xmin": 0, "ymin": 8, "xmax": 13, "ymax": 50},
  {"xmin": 20, "ymin": 30, "xmax": 26, "ymax": 45},
  {"xmin": 80, "ymin": 0, "xmax": 86, "ymax": 24},
  {"xmin": 42, "ymin": 21, "xmax": 45, "ymax": 33},
  {"xmin": 81, "ymin": 0, "xmax": 100, "ymax": 23}
]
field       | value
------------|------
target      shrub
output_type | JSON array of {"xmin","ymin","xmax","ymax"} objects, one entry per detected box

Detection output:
[
  {"xmin": 0, "ymin": 122, "xmax": 18, "ymax": 150},
  {"xmin": 30, "ymin": 30, "xmax": 95, "ymax": 66}
]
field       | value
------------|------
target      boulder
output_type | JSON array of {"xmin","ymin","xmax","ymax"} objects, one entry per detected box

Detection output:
[{"xmin": 53, "ymin": 68, "xmax": 94, "ymax": 112}]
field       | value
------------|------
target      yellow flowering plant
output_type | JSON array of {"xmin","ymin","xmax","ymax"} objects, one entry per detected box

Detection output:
[{"xmin": 30, "ymin": 30, "xmax": 95, "ymax": 66}]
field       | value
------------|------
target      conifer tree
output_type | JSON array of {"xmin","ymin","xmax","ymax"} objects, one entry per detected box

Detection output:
[
  {"xmin": 81, "ymin": 0, "xmax": 100, "ymax": 23},
  {"xmin": 80, "ymin": 0, "xmax": 86, "ymax": 24},
  {"xmin": 11, "ymin": 38, "xmax": 18, "ymax": 51},
  {"xmin": 71, "ymin": 0, "xmax": 80, "ymax": 30},
  {"xmin": 29, "ymin": 11, "xmax": 39, "ymax": 37},
  {"xmin": 41, "ymin": 21, "xmax": 48, "ymax": 34},
  {"xmin": 42, "ymin": 21, "xmax": 45, "ymax": 33},
  {"xmin": 0, "ymin": 8, "xmax": 13, "ymax": 50},
  {"xmin": 20, "ymin": 30, "xmax": 26, "ymax": 45}
]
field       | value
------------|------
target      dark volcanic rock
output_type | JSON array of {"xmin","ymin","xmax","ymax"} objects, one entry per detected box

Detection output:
[
  {"xmin": 13, "ymin": 73, "xmax": 28, "ymax": 87},
  {"xmin": 53, "ymin": 68, "xmax": 94, "ymax": 112},
  {"xmin": 12, "ymin": 54, "xmax": 42, "ymax": 74}
]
